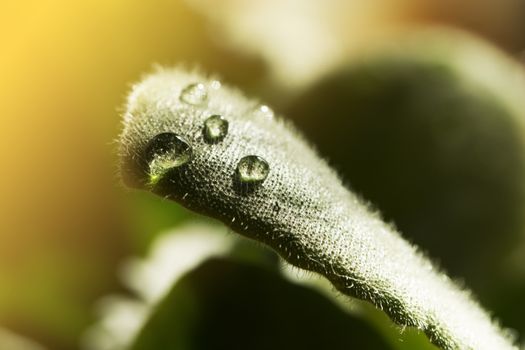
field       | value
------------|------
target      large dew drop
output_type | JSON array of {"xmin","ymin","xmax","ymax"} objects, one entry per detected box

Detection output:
[
  {"xmin": 145, "ymin": 132, "xmax": 192, "ymax": 184},
  {"xmin": 236, "ymin": 155, "xmax": 269, "ymax": 184},
  {"xmin": 203, "ymin": 115, "xmax": 228, "ymax": 143},
  {"xmin": 180, "ymin": 83, "xmax": 208, "ymax": 105}
]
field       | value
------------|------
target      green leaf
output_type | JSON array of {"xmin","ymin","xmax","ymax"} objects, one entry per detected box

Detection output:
[{"xmin": 118, "ymin": 58, "xmax": 520, "ymax": 348}]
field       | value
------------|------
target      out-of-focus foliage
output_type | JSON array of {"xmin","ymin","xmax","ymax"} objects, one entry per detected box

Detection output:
[
  {"xmin": 0, "ymin": 327, "xmax": 45, "ymax": 350},
  {"xmin": 0, "ymin": 1, "xmax": 262, "ymax": 348},
  {"xmin": 132, "ymin": 258, "xmax": 390, "ymax": 350}
]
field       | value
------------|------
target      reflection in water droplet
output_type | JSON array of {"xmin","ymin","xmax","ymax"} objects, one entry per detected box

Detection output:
[
  {"xmin": 145, "ymin": 132, "xmax": 192, "ymax": 184},
  {"xmin": 180, "ymin": 83, "xmax": 208, "ymax": 105},
  {"xmin": 253, "ymin": 105, "xmax": 274, "ymax": 119},
  {"xmin": 237, "ymin": 155, "xmax": 269, "ymax": 184},
  {"xmin": 203, "ymin": 115, "xmax": 228, "ymax": 143}
]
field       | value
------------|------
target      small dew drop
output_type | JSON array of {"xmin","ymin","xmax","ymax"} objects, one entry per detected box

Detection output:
[
  {"xmin": 203, "ymin": 115, "xmax": 228, "ymax": 143},
  {"xmin": 180, "ymin": 83, "xmax": 208, "ymax": 105},
  {"xmin": 210, "ymin": 80, "xmax": 221, "ymax": 90},
  {"xmin": 237, "ymin": 155, "xmax": 269, "ymax": 184},
  {"xmin": 253, "ymin": 104, "xmax": 274, "ymax": 119},
  {"xmin": 145, "ymin": 132, "xmax": 192, "ymax": 184}
]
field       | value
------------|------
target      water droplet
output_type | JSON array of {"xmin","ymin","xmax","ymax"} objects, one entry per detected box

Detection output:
[
  {"xmin": 203, "ymin": 115, "xmax": 228, "ymax": 143},
  {"xmin": 210, "ymin": 80, "xmax": 221, "ymax": 90},
  {"xmin": 145, "ymin": 132, "xmax": 192, "ymax": 184},
  {"xmin": 237, "ymin": 155, "xmax": 269, "ymax": 184},
  {"xmin": 253, "ymin": 104, "xmax": 274, "ymax": 119},
  {"xmin": 180, "ymin": 83, "xmax": 208, "ymax": 105}
]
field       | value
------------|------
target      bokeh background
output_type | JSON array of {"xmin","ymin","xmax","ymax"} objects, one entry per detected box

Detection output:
[{"xmin": 1, "ymin": 1, "xmax": 525, "ymax": 349}]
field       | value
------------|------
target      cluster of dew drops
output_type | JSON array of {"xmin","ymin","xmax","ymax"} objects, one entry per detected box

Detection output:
[{"xmin": 145, "ymin": 81, "xmax": 273, "ymax": 187}]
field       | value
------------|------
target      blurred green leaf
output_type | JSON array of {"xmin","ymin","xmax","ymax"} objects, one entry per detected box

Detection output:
[{"xmin": 131, "ymin": 257, "xmax": 391, "ymax": 350}]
